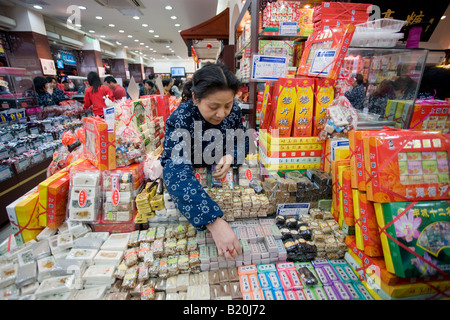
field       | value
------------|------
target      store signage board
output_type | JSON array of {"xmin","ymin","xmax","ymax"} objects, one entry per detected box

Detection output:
[
  {"xmin": 251, "ymin": 55, "xmax": 288, "ymax": 81},
  {"xmin": 40, "ymin": 58, "xmax": 56, "ymax": 76},
  {"xmin": 279, "ymin": 22, "xmax": 298, "ymax": 36}
]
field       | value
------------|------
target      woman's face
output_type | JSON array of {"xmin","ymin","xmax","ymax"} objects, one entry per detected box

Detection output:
[{"xmin": 194, "ymin": 89, "xmax": 234, "ymax": 125}]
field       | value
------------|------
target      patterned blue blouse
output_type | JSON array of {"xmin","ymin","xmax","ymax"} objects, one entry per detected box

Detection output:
[
  {"xmin": 161, "ymin": 99, "xmax": 248, "ymax": 230},
  {"xmin": 344, "ymin": 84, "xmax": 366, "ymax": 110}
]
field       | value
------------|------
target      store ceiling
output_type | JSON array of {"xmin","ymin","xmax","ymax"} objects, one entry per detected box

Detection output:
[{"xmin": 4, "ymin": 0, "xmax": 221, "ymax": 63}]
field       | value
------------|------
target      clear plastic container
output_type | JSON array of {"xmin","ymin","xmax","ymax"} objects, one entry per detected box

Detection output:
[{"xmin": 355, "ymin": 18, "xmax": 406, "ymax": 33}]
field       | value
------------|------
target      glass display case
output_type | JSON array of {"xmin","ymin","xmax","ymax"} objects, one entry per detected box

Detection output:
[
  {"xmin": 0, "ymin": 67, "xmax": 37, "ymax": 110},
  {"xmin": 335, "ymin": 47, "xmax": 428, "ymax": 118}
]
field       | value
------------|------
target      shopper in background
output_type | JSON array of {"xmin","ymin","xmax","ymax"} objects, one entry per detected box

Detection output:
[
  {"xmin": 46, "ymin": 76, "xmax": 69, "ymax": 104},
  {"xmin": 139, "ymin": 80, "xmax": 156, "ymax": 97},
  {"xmin": 367, "ymin": 79, "xmax": 396, "ymax": 116},
  {"xmin": 104, "ymin": 76, "xmax": 127, "ymax": 100},
  {"xmin": 162, "ymin": 78, "xmax": 174, "ymax": 95},
  {"xmin": 161, "ymin": 63, "xmax": 248, "ymax": 260},
  {"xmin": 83, "ymin": 71, "xmax": 114, "ymax": 118},
  {"xmin": 123, "ymin": 80, "xmax": 131, "ymax": 99},
  {"xmin": 344, "ymin": 74, "xmax": 366, "ymax": 110},
  {"xmin": 393, "ymin": 75, "xmax": 417, "ymax": 100},
  {"xmin": 170, "ymin": 78, "xmax": 183, "ymax": 98},
  {"xmin": 34, "ymin": 76, "xmax": 58, "ymax": 107}
]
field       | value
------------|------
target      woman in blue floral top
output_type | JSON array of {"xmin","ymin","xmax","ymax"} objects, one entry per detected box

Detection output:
[
  {"xmin": 161, "ymin": 63, "xmax": 249, "ymax": 260},
  {"xmin": 344, "ymin": 74, "xmax": 366, "ymax": 110}
]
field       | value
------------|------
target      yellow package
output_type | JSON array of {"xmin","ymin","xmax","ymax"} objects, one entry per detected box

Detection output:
[
  {"xmin": 352, "ymin": 189, "xmax": 364, "ymax": 251},
  {"xmin": 6, "ymin": 188, "xmax": 43, "ymax": 245},
  {"xmin": 38, "ymin": 171, "xmax": 68, "ymax": 227}
]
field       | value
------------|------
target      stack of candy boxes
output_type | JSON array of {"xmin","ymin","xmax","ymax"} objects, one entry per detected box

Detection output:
[{"xmin": 336, "ymin": 128, "xmax": 450, "ymax": 299}]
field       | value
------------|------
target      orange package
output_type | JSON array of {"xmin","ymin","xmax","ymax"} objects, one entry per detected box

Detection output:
[
  {"xmin": 340, "ymin": 165, "xmax": 354, "ymax": 227},
  {"xmin": 363, "ymin": 130, "xmax": 450, "ymax": 202},
  {"xmin": 331, "ymin": 159, "xmax": 350, "ymax": 222},
  {"xmin": 349, "ymin": 130, "xmax": 384, "ymax": 191},
  {"xmin": 352, "ymin": 189, "xmax": 383, "ymax": 257},
  {"xmin": 47, "ymin": 174, "xmax": 70, "ymax": 229},
  {"xmin": 83, "ymin": 117, "xmax": 116, "ymax": 171}
]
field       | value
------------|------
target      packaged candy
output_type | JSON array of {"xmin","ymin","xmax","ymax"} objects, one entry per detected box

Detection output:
[
  {"xmin": 68, "ymin": 170, "xmax": 101, "ymax": 222},
  {"xmin": 124, "ymin": 248, "xmax": 138, "ymax": 267},
  {"xmin": 115, "ymin": 125, "xmax": 145, "ymax": 167}
]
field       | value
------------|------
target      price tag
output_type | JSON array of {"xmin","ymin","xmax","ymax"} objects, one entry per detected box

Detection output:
[
  {"xmin": 252, "ymin": 55, "xmax": 288, "ymax": 81},
  {"xmin": 279, "ymin": 22, "xmax": 298, "ymax": 36}
]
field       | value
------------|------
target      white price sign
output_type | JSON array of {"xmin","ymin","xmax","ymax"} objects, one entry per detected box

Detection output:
[
  {"xmin": 279, "ymin": 22, "xmax": 298, "ymax": 36},
  {"xmin": 251, "ymin": 55, "xmax": 288, "ymax": 81}
]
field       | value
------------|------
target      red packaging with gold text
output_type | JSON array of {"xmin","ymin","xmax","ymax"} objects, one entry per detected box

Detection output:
[
  {"xmin": 314, "ymin": 78, "xmax": 335, "ymax": 137},
  {"xmin": 268, "ymin": 78, "xmax": 298, "ymax": 137},
  {"xmin": 363, "ymin": 130, "xmax": 450, "ymax": 203},
  {"xmin": 293, "ymin": 77, "xmax": 315, "ymax": 137}
]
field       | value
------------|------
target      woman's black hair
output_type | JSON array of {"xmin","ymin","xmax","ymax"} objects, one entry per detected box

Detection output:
[
  {"xmin": 144, "ymin": 80, "xmax": 155, "ymax": 87},
  {"xmin": 173, "ymin": 78, "xmax": 182, "ymax": 87},
  {"xmin": 33, "ymin": 76, "xmax": 48, "ymax": 93},
  {"xmin": 87, "ymin": 71, "xmax": 102, "ymax": 93},
  {"xmin": 183, "ymin": 62, "xmax": 240, "ymax": 103},
  {"xmin": 46, "ymin": 76, "xmax": 56, "ymax": 83},
  {"xmin": 355, "ymin": 74, "xmax": 364, "ymax": 85},
  {"xmin": 162, "ymin": 78, "xmax": 172, "ymax": 87}
]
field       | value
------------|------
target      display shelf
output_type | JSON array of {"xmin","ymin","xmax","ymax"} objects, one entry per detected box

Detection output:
[
  {"xmin": 0, "ymin": 158, "xmax": 52, "ymax": 227},
  {"xmin": 234, "ymin": 0, "xmax": 309, "ymax": 130}
]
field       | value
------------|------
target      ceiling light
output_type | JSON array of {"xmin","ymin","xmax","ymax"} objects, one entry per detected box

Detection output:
[
  {"xmin": 175, "ymin": 23, "xmax": 180, "ymax": 27},
  {"xmin": 100, "ymin": 35, "xmax": 106, "ymax": 38},
  {"xmin": 178, "ymin": 30, "xmax": 182, "ymax": 33},
  {"xmin": 142, "ymin": 24, "xmax": 148, "ymax": 27},
  {"xmin": 89, "ymin": 30, "xmax": 95, "ymax": 33},
  {"xmin": 154, "ymin": 35, "xmax": 160, "ymax": 38},
  {"xmin": 128, "ymin": 35, "xmax": 133, "ymax": 38},
  {"xmin": 96, "ymin": 16, "xmax": 103, "ymax": 20},
  {"xmin": 75, "ymin": 24, "xmax": 82, "ymax": 28},
  {"xmin": 140, "ymin": 42, "xmax": 145, "ymax": 45},
  {"xmin": 33, "ymin": 5, "xmax": 43, "ymax": 10},
  {"xmin": 124, "ymin": 46, "xmax": 128, "ymax": 48},
  {"xmin": 109, "ymin": 24, "xmax": 115, "ymax": 27},
  {"xmin": 441, "ymin": 15, "xmax": 447, "ymax": 20},
  {"xmin": 166, "ymin": 45, "xmax": 170, "ymax": 48},
  {"xmin": 145, "ymin": 45, "xmax": 149, "ymax": 48},
  {"xmin": 304, "ymin": 4, "xmax": 311, "ymax": 8},
  {"xmin": 165, "ymin": 5, "xmax": 173, "ymax": 10},
  {"xmin": 170, "ymin": 16, "xmax": 177, "ymax": 20},
  {"xmin": 134, "ymin": 39, "xmax": 139, "ymax": 42},
  {"xmin": 133, "ymin": 16, "xmax": 140, "ymax": 20},
  {"xmin": 78, "ymin": 6, "xmax": 86, "ymax": 10},
  {"xmin": 119, "ymin": 30, "xmax": 125, "ymax": 33},
  {"xmin": 149, "ymin": 29, "xmax": 155, "ymax": 33}
]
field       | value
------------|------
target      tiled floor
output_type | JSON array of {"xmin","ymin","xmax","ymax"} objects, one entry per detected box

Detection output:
[{"xmin": 0, "ymin": 223, "xmax": 13, "ymax": 244}]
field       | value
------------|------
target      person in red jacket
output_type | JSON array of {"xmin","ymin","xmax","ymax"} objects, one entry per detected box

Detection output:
[{"xmin": 83, "ymin": 71, "xmax": 114, "ymax": 117}]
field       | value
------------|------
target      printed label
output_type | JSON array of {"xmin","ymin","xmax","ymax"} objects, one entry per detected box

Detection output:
[{"xmin": 78, "ymin": 190, "xmax": 87, "ymax": 208}]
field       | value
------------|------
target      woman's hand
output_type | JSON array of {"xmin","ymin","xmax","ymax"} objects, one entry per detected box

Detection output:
[
  {"xmin": 212, "ymin": 154, "xmax": 234, "ymax": 181},
  {"xmin": 207, "ymin": 217, "xmax": 242, "ymax": 260}
]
